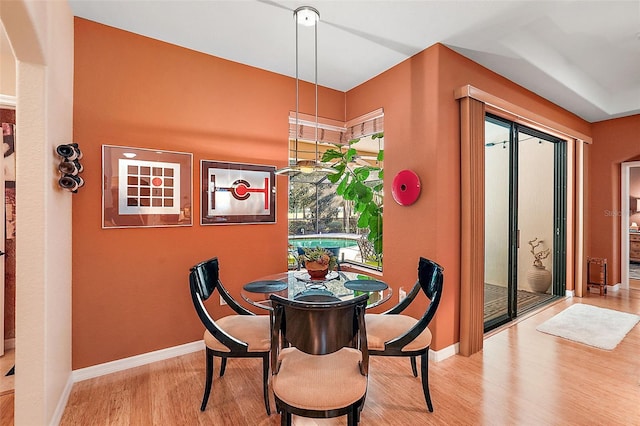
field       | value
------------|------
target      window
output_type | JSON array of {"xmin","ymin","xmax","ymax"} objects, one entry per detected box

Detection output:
[{"xmin": 287, "ymin": 110, "xmax": 384, "ymax": 270}]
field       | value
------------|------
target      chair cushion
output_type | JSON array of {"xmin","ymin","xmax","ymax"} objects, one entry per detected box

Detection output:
[
  {"xmin": 365, "ymin": 313, "xmax": 432, "ymax": 352},
  {"xmin": 272, "ymin": 347, "xmax": 367, "ymax": 411},
  {"xmin": 203, "ymin": 314, "xmax": 271, "ymax": 353}
]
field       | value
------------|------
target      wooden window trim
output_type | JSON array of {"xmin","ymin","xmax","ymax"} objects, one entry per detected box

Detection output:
[{"xmin": 455, "ymin": 85, "xmax": 592, "ymax": 144}]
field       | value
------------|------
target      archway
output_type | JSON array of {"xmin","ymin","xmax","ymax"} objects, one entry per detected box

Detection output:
[{"xmin": 0, "ymin": 1, "xmax": 74, "ymax": 424}]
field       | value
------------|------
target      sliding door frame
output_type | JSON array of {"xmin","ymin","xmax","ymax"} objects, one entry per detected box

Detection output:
[
  {"xmin": 483, "ymin": 115, "xmax": 566, "ymax": 332},
  {"xmin": 456, "ymin": 84, "xmax": 590, "ymax": 356}
]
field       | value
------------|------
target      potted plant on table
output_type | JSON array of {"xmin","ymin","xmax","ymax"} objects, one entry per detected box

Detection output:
[{"xmin": 301, "ymin": 247, "xmax": 337, "ymax": 279}]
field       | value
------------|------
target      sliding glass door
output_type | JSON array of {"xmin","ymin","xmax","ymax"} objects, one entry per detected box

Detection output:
[
  {"xmin": 484, "ymin": 116, "xmax": 511, "ymax": 327},
  {"xmin": 484, "ymin": 114, "xmax": 565, "ymax": 331}
]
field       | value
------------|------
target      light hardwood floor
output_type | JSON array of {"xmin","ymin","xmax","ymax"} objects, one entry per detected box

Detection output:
[
  {"xmin": 0, "ymin": 347, "xmax": 15, "ymax": 426},
  {"xmin": 0, "ymin": 348, "xmax": 15, "ymax": 396},
  {"xmin": 3, "ymin": 290, "xmax": 640, "ymax": 425}
]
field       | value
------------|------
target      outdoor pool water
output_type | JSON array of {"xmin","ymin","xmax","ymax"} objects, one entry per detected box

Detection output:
[{"xmin": 289, "ymin": 235, "xmax": 359, "ymax": 249}]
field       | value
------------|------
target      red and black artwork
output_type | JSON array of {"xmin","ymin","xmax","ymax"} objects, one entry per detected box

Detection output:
[{"xmin": 200, "ymin": 160, "xmax": 275, "ymax": 225}]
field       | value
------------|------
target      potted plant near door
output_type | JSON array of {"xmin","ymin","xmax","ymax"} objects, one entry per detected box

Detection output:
[{"xmin": 526, "ymin": 238, "xmax": 552, "ymax": 293}]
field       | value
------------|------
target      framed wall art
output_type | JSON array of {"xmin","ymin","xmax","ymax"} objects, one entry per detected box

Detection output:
[
  {"xmin": 201, "ymin": 160, "xmax": 276, "ymax": 225},
  {"xmin": 2, "ymin": 122, "xmax": 16, "ymax": 185},
  {"xmin": 2, "ymin": 122, "xmax": 16, "ymax": 239},
  {"xmin": 102, "ymin": 145, "xmax": 192, "ymax": 228}
]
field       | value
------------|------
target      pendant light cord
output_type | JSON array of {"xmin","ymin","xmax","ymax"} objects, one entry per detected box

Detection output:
[
  {"xmin": 295, "ymin": 6, "xmax": 320, "ymax": 165},
  {"xmin": 295, "ymin": 14, "xmax": 299, "ymax": 166},
  {"xmin": 275, "ymin": 6, "xmax": 325, "ymax": 176},
  {"xmin": 314, "ymin": 18, "xmax": 319, "ymax": 164}
]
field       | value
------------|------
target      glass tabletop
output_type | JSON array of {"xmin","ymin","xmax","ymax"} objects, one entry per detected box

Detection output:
[{"xmin": 241, "ymin": 271, "xmax": 392, "ymax": 310}]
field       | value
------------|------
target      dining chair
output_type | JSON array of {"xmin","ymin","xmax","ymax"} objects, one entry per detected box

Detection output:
[
  {"xmin": 270, "ymin": 293, "xmax": 370, "ymax": 426},
  {"xmin": 365, "ymin": 257, "xmax": 444, "ymax": 412},
  {"xmin": 189, "ymin": 257, "xmax": 271, "ymax": 415},
  {"xmin": 326, "ymin": 247, "xmax": 342, "ymax": 271},
  {"xmin": 295, "ymin": 247, "xmax": 305, "ymax": 270},
  {"xmin": 293, "ymin": 288, "xmax": 342, "ymax": 303},
  {"xmin": 357, "ymin": 235, "xmax": 381, "ymax": 264}
]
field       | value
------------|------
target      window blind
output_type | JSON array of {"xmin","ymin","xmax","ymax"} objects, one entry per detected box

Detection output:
[{"xmin": 288, "ymin": 108, "xmax": 384, "ymax": 145}]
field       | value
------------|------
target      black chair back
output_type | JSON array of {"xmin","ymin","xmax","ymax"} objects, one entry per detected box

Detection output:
[
  {"xmin": 293, "ymin": 288, "xmax": 341, "ymax": 303},
  {"xmin": 190, "ymin": 257, "xmax": 253, "ymax": 316},
  {"xmin": 326, "ymin": 247, "xmax": 341, "ymax": 265},
  {"xmin": 417, "ymin": 257, "xmax": 444, "ymax": 326},
  {"xmin": 188, "ymin": 257, "xmax": 252, "ymax": 352},
  {"xmin": 190, "ymin": 257, "xmax": 219, "ymax": 301},
  {"xmin": 382, "ymin": 257, "xmax": 443, "ymax": 350},
  {"xmin": 383, "ymin": 257, "xmax": 443, "ymax": 315},
  {"xmin": 270, "ymin": 293, "xmax": 369, "ymax": 367}
]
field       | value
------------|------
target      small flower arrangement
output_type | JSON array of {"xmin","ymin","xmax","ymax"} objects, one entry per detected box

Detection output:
[
  {"xmin": 528, "ymin": 238, "xmax": 550, "ymax": 268},
  {"xmin": 301, "ymin": 247, "xmax": 337, "ymax": 271}
]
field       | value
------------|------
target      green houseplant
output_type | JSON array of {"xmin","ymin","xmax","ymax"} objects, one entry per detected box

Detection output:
[
  {"xmin": 300, "ymin": 247, "xmax": 338, "ymax": 278},
  {"xmin": 321, "ymin": 133, "xmax": 384, "ymax": 255}
]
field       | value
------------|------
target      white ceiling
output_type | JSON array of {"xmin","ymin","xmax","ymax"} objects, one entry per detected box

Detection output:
[{"xmin": 68, "ymin": 0, "xmax": 640, "ymax": 123}]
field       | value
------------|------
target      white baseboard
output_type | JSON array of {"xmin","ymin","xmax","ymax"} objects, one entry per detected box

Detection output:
[
  {"xmin": 583, "ymin": 283, "xmax": 620, "ymax": 295},
  {"xmin": 429, "ymin": 342, "xmax": 458, "ymax": 362},
  {"xmin": 50, "ymin": 374, "xmax": 74, "ymax": 426},
  {"xmin": 72, "ymin": 340, "xmax": 204, "ymax": 383},
  {"xmin": 607, "ymin": 283, "xmax": 620, "ymax": 292},
  {"xmin": 0, "ymin": 94, "xmax": 17, "ymax": 108},
  {"xmin": 565, "ymin": 289, "xmax": 575, "ymax": 298},
  {"xmin": 71, "ymin": 337, "xmax": 455, "ymax": 381},
  {"xmin": 4, "ymin": 338, "xmax": 15, "ymax": 350}
]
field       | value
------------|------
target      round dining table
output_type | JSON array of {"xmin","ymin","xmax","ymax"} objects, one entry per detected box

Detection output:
[{"xmin": 241, "ymin": 270, "xmax": 392, "ymax": 310}]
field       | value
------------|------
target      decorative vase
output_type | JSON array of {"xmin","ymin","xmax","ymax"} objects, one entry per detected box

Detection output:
[
  {"xmin": 305, "ymin": 261, "xmax": 329, "ymax": 279},
  {"xmin": 526, "ymin": 265, "xmax": 552, "ymax": 293}
]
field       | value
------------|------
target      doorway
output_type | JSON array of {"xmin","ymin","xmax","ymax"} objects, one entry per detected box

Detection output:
[
  {"xmin": 620, "ymin": 161, "xmax": 640, "ymax": 291},
  {"xmin": 0, "ymin": 22, "xmax": 14, "ymax": 394},
  {"xmin": 484, "ymin": 114, "xmax": 563, "ymax": 331}
]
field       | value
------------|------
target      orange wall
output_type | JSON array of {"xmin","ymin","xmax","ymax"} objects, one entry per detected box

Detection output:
[
  {"xmin": 74, "ymin": 20, "xmax": 599, "ymax": 365},
  {"xmin": 72, "ymin": 19, "xmax": 345, "ymax": 369},
  {"xmin": 347, "ymin": 43, "xmax": 591, "ymax": 350},
  {"xmin": 588, "ymin": 115, "xmax": 640, "ymax": 284}
]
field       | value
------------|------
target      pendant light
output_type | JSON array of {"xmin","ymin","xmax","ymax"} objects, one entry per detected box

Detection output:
[{"xmin": 275, "ymin": 6, "xmax": 334, "ymax": 175}]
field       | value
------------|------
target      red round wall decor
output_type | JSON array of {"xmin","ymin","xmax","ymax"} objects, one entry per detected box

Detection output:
[{"xmin": 391, "ymin": 169, "xmax": 421, "ymax": 206}]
